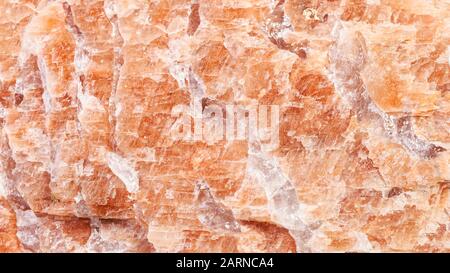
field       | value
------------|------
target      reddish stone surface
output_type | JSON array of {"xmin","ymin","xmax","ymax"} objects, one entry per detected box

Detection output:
[{"xmin": 0, "ymin": 0, "xmax": 448, "ymax": 252}]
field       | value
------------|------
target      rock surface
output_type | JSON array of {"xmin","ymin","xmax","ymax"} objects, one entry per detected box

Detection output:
[{"xmin": 0, "ymin": 0, "xmax": 449, "ymax": 252}]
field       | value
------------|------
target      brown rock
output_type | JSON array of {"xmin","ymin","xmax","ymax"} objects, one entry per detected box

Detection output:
[{"xmin": 0, "ymin": 0, "xmax": 448, "ymax": 253}]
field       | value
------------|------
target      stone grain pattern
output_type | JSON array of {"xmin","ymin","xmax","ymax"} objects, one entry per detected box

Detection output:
[{"xmin": 0, "ymin": 0, "xmax": 449, "ymax": 252}]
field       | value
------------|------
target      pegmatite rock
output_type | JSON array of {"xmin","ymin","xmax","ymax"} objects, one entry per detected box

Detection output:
[{"xmin": 0, "ymin": 0, "xmax": 448, "ymax": 252}]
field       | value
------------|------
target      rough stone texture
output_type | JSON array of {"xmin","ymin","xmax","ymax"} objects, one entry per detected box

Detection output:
[{"xmin": 0, "ymin": 0, "xmax": 449, "ymax": 252}]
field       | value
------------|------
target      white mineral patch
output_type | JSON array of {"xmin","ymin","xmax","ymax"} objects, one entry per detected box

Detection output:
[
  {"xmin": 0, "ymin": 172, "xmax": 6, "ymax": 197},
  {"xmin": 165, "ymin": 189, "xmax": 174, "ymax": 200},
  {"xmin": 78, "ymin": 92, "xmax": 105, "ymax": 112},
  {"xmin": 366, "ymin": 0, "xmax": 380, "ymax": 5},
  {"xmin": 15, "ymin": 209, "xmax": 40, "ymax": 249},
  {"xmin": 351, "ymin": 232, "xmax": 374, "ymax": 252},
  {"xmin": 169, "ymin": 64, "xmax": 188, "ymax": 89},
  {"xmin": 74, "ymin": 192, "xmax": 83, "ymax": 203},
  {"xmin": 106, "ymin": 152, "xmax": 139, "ymax": 193}
]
